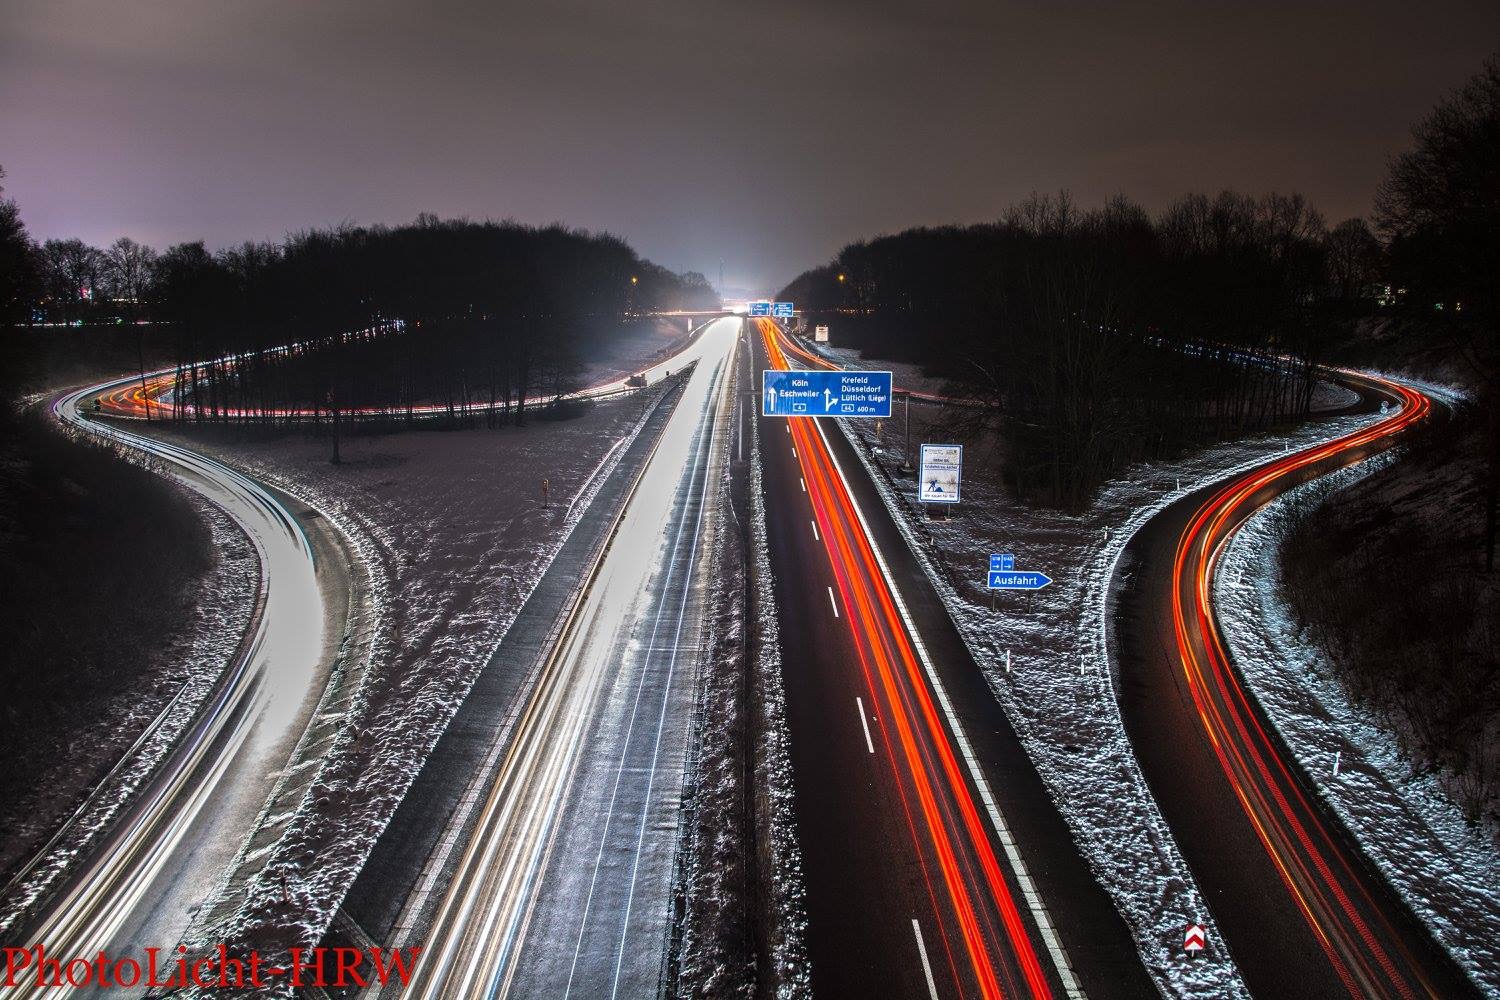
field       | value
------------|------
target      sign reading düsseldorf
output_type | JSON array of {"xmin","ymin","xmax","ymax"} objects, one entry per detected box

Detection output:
[{"xmin": 762, "ymin": 370, "xmax": 893, "ymax": 417}]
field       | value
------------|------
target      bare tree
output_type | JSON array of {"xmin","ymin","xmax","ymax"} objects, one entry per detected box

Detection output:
[{"xmin": 1378, "ymin": 52, "xmax": 1500, "ymax": 569}]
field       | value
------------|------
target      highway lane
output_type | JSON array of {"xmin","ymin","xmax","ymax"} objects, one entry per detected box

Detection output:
[
  {"xmin": 755, "ymin": 319, "xmax": 1154, "ymax": 1000},
  {"xmin": 0, "ymin": 378, "xmax": 340, "ymax": 999},
  {"xmin": 401, "ymin": 317, "xmax": 740, "ymax": 1000},
  {"xmin": 1113, "ymin": 372, "xmax": 1479, "ymax": 999}
]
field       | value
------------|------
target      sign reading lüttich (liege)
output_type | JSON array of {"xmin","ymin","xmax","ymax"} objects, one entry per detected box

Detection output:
[{"xmin": 761, "ymin": 370, "xmax": 893, "ymax": 417}]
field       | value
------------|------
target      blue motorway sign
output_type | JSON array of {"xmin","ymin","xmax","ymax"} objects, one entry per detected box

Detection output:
[
  {"xmin": 987, "ymin": 570, "xmax": 1052, "ymax": 591},
  {"xmin": 989, "ymin": 553, "xmax": 1015, "ymax": 572},
  {"xmin": 762, "ymin": 369, "xmax": 893, "ymax": 417},
  {"xmin": 772, "ymin": 301, "xmax": 794, "ymax": 318},
  {"xmin": 749, "ymin": 301, "xmax": 771, "ymax": 316}
]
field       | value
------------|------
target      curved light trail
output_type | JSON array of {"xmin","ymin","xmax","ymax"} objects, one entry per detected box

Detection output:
[
  {"xmin": 758, "ymin": 318, "xmax": 1077, "ymax": 1000},
  {"xmin": 1169, "ymin": 371, "xmax": 1450, "ymax": 999},
  {"xmin": 1, "ymin": 375, "xmax": 330, "ymax": 1000},
  {"xmin": 91, "ymin": 317, "xmax": 730, "ymax": 422}
]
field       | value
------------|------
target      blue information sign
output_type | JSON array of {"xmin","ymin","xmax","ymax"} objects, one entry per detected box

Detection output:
[
  {"xmin": 987, "ymin": 570, "xmax": 1052, "ymax": 591},
  {"xmin": 762, "ymin": 369, "xmax": 893, "ymax": 417},
  {"xmin": 749, "ymin": 301, "xmax": 771, "ymax": 317},
  {"xmin": 989, "ymin": 553, "xmax": 1016, "ymax": 572},
  {"xmin": 772, "ymin": 301, "xmax": 794, "ymax": 318}
]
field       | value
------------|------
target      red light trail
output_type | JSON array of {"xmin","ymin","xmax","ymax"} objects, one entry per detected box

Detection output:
[
  {"xmin": 758, "ymin": 317, "xmax": 1061, "ymax": 1000},
  {"xmin": 1170, "ymin": 373, "xmax": 1443, "ymax": 999}
]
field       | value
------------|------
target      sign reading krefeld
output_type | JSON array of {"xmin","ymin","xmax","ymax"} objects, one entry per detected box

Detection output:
[
  {"xmin": 919, "ymin": 444, "xmax": 963, "ymax": 503},
  {"xmin": 762, "ymin": 370, "xmax": 893, "ymax": 417}
]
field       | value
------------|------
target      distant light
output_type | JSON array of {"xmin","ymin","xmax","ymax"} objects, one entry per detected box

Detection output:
[
  {"xmin": 837, "ymin": 273, "xmax": 847, "ymax": 283},
  {"xmin": 631, "ymin": 275, "xmax": 639, "ymax": 285}
]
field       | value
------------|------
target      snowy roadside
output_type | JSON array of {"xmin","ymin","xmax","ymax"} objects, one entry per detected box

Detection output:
[
  {"xmin": 750, "ymin": 404, "xmax": 813, "ymax": 998},
  {"xmin": 0, "ymin": 499, "xmax": 257, "ymax": 937},
  {"xmin": 1215, "ymin": 436, "xmax": 1500, "ymax": 997},
  {"xmin": 131, "ymin": 387, "xmax": 675, "ymax": 965},
  {"xmin": 829, "ymin": 396, "xmax": 1431, "ymax": 998}
]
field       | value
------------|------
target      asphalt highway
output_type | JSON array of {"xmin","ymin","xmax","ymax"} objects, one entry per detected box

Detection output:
[
  {"xmin": 401, "ymin": 317, "xmax": 740, "ymax": 999},
  {"xmin": 1112, "ymin": 372, "xmax": 1479, "ymax": 999},
  {"xmin": 755, "ymin": 319, "xmax": 1154, "ymax": 1000},
  {"xmin": 0, "ymin": 378, "xmax": 339, "ymax": 1000}
]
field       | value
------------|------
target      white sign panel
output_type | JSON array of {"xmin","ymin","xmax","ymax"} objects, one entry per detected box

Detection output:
[
  {"xmin": 919, "ymin": 444, "xmax": 962, "ymax": 504},
  {"xmin": 814, "ymin": 325, "xmax": 829, "ymax": 343}
]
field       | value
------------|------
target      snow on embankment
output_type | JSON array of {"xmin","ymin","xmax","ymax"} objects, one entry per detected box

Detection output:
[
  {"xmin": 1215, "ymin": 425, "xmax": 1500, "ymax": 997},
  {"xmin": 136, "ymin": 391, "xmax": 668, "ymax": 958},
  {"xmin": 0, "ymin": 500, "xmax": 256, "ymax": 938},
  {"xmin": 833, "ymin": 385, "xmax": 1427, "ymax": 998}
]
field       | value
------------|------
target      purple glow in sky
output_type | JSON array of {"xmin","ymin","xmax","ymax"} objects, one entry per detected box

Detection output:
[{"xmin": 3, "ymin": 0, "xmax": 1498, "ymax": 292}]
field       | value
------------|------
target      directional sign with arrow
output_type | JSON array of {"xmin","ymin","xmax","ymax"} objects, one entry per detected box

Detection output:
[
  {"xmin": 987, "ymin": 570, "xmax": 1052, "ymax": 591},
  {"xmin": 761, "ymin": 370, "xmax": 893, "ymax": 417}
]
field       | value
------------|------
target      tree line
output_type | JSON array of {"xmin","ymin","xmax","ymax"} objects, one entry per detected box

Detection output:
[
  {"xmin": 782, "ymin": 190, "xmax": 1388, "ymax": 507},
  {"xmin": 0, "ymin": 200, "xmax": 720, "ymax": 427}
]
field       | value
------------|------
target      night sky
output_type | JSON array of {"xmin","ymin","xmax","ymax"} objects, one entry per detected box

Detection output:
[{"xmin": 3, "ymin": 1, "xmax": 1498, "ymax": 292}]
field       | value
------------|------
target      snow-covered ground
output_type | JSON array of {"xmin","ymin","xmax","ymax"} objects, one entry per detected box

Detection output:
[
  {"xmin": 749, "ymin": 413, "xmax": 813, "ymax": 999},
  {"xmin": 0, "ymin": 499, "xmax": 256, "ymax": 937},
  {"xmin": 831, "ymin": 389, "xmax": 1443, "ymax": 998},
  {"xmin": 1215, "ymin": 436, "xmax": 1500, "ymax": 997},
  {"xmin": 131, "ymin": 389, "xmax": 672, "ymax": 960},
  {"xmin": 578, "ymin": 317, "xmax": 696, "ymax": 386}
]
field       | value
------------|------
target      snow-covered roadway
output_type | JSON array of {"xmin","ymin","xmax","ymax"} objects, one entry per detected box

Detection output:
[{"xmin": 403, "ymin": 317, "xmax": 741, "ymax": 999}]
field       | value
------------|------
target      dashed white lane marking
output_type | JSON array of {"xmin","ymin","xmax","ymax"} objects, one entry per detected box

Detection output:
[
  {"xmin": 792, "ymin": 446, "xmax": 798, "ymax": 460},
  {"xmin": 912, "ymin": 918, "xmax": 940, "ymax": 1000},
  {"xmin": 814, "ymin": 419, "xmax": 1086, "ymax": 999},
  {"xmin": 827, "ymin": 586, "xmax": 840, "ymax": 618},
  {"xmin": 856, "ymin": 697, "xmax": 875, "ymax": 754},
  {"xmin": 800, "ymin": 477, "xmax": 806, "ymax": 493},
  {"xmin": 811, "ymin": 519, "xmax": 820, "ymax": 542}
]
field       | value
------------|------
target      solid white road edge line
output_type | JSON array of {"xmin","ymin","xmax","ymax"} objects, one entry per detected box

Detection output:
[{"xmin": 814, "ymin": 418, "xmax": 1086, "ymax": 1000}]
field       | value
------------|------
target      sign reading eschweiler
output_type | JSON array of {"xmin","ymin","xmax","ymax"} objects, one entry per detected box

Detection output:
[
  {"xmin": 918, "ymin": 444, "xmax": 963, "ymax": 503},
  {"xmin": 761, "ymin": 370, "xmax": 892, "ymax": 417}
]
